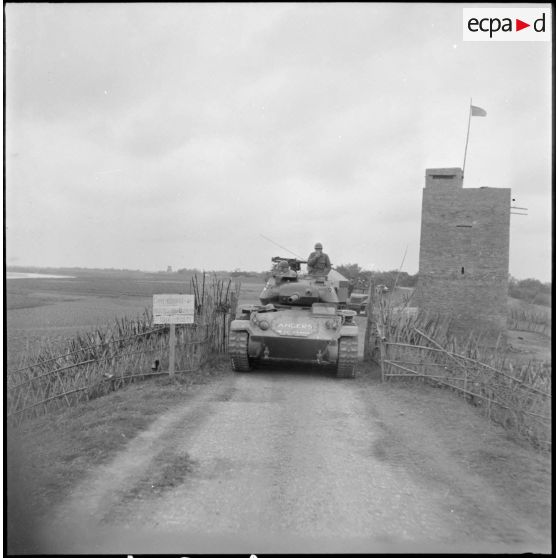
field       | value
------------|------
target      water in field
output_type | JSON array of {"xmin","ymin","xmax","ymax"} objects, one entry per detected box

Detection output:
[
  {"xmin": 7, "ymin": 272, "xmax": 76, "ymax": 279},
  {"xmin": 6, "ymin": 272, "xmax": 157, "ymax": 367}
]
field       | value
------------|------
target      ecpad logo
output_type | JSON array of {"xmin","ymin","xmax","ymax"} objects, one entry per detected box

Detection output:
[
  {"xmin": 468, "ymin": 13, "xmax": 545, "ymax": 37},
  {"xmin": 463, "ymin": 8, "xmax": 551, "ymax": 41}
]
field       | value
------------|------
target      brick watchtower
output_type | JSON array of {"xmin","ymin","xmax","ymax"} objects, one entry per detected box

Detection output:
[{"xmin": 414, "ymin": 168, "xmax": 511, "ymax": 338}]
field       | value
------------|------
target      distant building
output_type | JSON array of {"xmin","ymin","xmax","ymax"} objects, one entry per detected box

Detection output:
[
  {"xmin": 167, "ymin": 266, "xmax": 173, "ymax": 273},
  {"xmin": 414, "ymin": 167, "xmax": 511, "ymax": 339}
]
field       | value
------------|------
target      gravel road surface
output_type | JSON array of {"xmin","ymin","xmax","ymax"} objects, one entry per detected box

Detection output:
[{"xmin": 36, "ymin": 365, "xmax": 550, "ymax": 554}]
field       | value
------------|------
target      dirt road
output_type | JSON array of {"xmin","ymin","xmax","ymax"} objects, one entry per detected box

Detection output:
[{"xmin": 35, "ymin": 365, "xmax": 551, "ymax": 554}]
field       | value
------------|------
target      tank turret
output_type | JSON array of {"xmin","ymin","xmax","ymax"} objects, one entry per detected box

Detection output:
[{"xmin": 259, "ymin": 257, "xmax": 339, "ymax": 306}]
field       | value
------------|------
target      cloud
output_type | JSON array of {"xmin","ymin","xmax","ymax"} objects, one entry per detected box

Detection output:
[{"xmin": 5, "ymin": 4, "xmax": 552, "ymax": 280}]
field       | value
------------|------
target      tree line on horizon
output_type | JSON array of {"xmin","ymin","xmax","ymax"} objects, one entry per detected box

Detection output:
[
  {"xmin": 334, "ymin": 264, "xmax": 550, "ymax": 307},
  {"xmin": 8, "ymin": 264, "xmax": 550, "ymax": 307},
  {"xmin": 227, "ymin": 261, "xmax": 550, "ymax": 308}
]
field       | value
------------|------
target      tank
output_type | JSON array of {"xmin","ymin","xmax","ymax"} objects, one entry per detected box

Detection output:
[{"xmin": 228, "ymin": 256, "xmax": 359, "ymax": 378}]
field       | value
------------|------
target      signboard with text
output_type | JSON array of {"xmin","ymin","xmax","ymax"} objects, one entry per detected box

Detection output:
[{"xmin": 153, "ymin": 294, "xmax": 195, "ymax": 324}]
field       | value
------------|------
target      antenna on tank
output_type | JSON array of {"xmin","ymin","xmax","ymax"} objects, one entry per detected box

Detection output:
[
  {"xmin": 259, "ymin": 234, "xmax": 304, "ymax": 259},
  {"xmin": 392, "ymin": 245, "xmax": 409, "ymax": 292}
]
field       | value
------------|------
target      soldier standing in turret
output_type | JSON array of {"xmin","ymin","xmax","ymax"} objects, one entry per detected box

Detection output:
[{"xmin": 307, "ymin": 242, "xmax": 332, "ymax": 276}]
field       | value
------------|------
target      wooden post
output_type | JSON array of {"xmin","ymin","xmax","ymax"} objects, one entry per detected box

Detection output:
[
  {"xmin": 363, "ymin": 278, "xmax": 375, "ymax": 360},
  {"xmin": 169, "ymin": 323, "xmax": 176, "ymax": 377},
  {"xmin": 56, "ymin": 371, "xmax": 71, "ymax": 407},
  {"xmin": 379, "ymin": 335, "xmax": 386, "ymax": 382}
]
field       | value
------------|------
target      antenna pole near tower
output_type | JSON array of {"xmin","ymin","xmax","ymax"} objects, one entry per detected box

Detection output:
[{"xmin": 462, "ymin": 98, "xmax": 473, "ymax": 179}]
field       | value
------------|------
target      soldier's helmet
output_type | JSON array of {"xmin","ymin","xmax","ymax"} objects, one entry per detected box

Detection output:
[
  {"xmin": 273, "ymin": 260, "xmax": 289, "ymax": 275},
  {"xmin": 314, "ymin": 242, "xmax": 323, "ymax": 250}
]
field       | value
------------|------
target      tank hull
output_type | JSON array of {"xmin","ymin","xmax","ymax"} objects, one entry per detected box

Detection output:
[
  {"xmin": 248, "ymin": 335, "xmax": 338, "ymax": 362},
  {"xmin": 229, "ymin": 257, "xmax": 358, "ymax": 377},
  {"xmin": 229, "ymin": 305, "xmax": 358, "ymax": 375}
]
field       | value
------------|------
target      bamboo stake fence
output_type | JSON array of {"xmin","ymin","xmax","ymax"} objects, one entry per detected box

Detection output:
[
  {"xmin": 7, "ymin": 273, "xmax": 241, "ymax": 426},
  {"xmin": 365, "ymin": 289, "xmax": 551, "ymax": 451},
  {"xmin": 507, "ymin": 307, "xmax": 551, "ymax": 337}
]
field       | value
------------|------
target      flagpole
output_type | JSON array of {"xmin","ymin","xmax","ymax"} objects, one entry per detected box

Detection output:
[{"xmin": 462, "ymin": 97, "xmax": 472, "ymax": 178}]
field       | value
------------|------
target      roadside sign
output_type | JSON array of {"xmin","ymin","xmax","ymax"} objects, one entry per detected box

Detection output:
[
  {"xmin": 153, "ymin": 294, "xmax": 195, "ymax": 324},
  {"xmin": 153, "ymin": 294, "xmax": 195, "ymax": 377}
]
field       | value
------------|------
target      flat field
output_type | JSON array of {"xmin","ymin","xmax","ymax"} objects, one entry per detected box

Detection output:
[
  {"xmin": 235, "ymin": 279, "xmax": 266, "ymax": 306},
  {"xmin": 5, "ymin": 269, "xmax": 226, "ymax": 367},
  {"xmin": 5, "ymin": 270, "xmax": 550, "ymax": 368}
]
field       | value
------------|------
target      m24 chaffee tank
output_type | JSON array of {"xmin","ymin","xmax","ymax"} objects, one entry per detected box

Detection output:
[{"xmin": 228, "ymin": 257, "xmax": 359, "ymax": 378}]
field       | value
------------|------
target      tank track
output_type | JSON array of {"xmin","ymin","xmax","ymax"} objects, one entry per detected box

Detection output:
[
  {"xmin": 228, "ymin": 330, "xmax": 252, "ymax": 372},
  {"xmin": 336, "ymin": 336, "xmax": 358, "ymax": 378}
]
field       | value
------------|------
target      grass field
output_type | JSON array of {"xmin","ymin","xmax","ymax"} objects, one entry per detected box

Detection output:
[
  {"xmin": 376, "ymin": 286, "xmax": 551, "ymax": 364},
  {"xmin": 6, "ymin": 269, "xmax": 550, "ymax": 369},
  {"xmin": 235, "ymin": 279, "xmax": 266, "ymax": 306},
  {"xmin": 5, "ymin": 268, "xmax": 237, "ymax": 368}
]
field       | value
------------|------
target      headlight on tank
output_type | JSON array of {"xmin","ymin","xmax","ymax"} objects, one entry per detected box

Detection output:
[{"xmin": 258, "ymin": 319, "xmax": 270, "ymax": 330}]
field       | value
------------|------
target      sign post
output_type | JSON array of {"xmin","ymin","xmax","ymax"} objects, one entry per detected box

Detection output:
[
  {"xmin": 153, "ymin": 294, "xmax": 195, "ymax": 377},
  {"xmin": 168, "ymin": 323, "xmax": 176, "ymax": 376}
]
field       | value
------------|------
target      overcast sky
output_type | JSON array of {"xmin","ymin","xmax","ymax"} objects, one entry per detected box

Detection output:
[{"xmin": 5, "ymin": 3, "xmax": 553, "ymax": 281}]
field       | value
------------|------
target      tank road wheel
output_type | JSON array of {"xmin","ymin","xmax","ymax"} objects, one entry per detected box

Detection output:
[
  {"xmin": 336, "ymin": 337, "xmax": 358, "ymax": 379},
  {"xmin": 229, "ymin": 331, "xmax": 252, "ymax": 372}
]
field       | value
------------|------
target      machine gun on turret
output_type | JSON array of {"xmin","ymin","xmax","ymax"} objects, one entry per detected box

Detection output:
[{"xmin": 271, "ymin": 256, "xmax": 307, "ymax": 272}]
